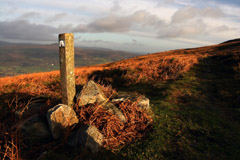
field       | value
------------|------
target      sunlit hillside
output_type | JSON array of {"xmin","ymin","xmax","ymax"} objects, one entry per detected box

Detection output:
[
  {"xmin": 1, "ymin": 39, "xmax": 239, "ymax": 98},
  {"xmin": 0, "ymin": 39, "xmax": 239, "ymax": 160}
]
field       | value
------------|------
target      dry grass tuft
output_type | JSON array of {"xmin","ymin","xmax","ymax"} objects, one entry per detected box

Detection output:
[{"xmin": 75, "ymin": 99, "xmax": 153, "ymax": 150}]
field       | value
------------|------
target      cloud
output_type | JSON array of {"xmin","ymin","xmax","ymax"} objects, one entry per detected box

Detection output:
[
  {"xmin": 73, "ymin": 10, "xmax": 162, "ymax": 33},
  {"xmin": 132, "ymin": 39, "xmax": 138, "ymax": 43},
  {"xmin": 172, "ymin": 6, "xmax": 225, "ymax": 23},
  {"xmin": 158, "ymin": 19, "xmax": 207, "ymax": 38},
  {"xmin": 0, "ymin": 20, "xmax": 71, "ymax": 41},
  {"xmin": 45, "ymin": 12, "xmax": 68, "ymax": 22},
  {"xmin": 110, "ymin": 1, "xmax": 122, "ymax": 12},
  {"xmin": 157, "ymin": 6, "xmax": 226, "ymax": 38},
  {"xmin": 211, "ymin": 25, "xmax": 239, "ymax": 33},
  {"xmin": 87, "ymin": 15, "xmax": 131, "ymax": 32},
  {"xmin": 72, "ymin": 6, "xmax": 227, "ymax": 39},
  {"xmin": 79, "ymin": 39, "xmax": 116, "ymax": 44},
  {"xmin": 123, "ymin": 39, "xmax": 142, "ymax": 46},
  {"xmin": 132, "ymin": 10, "xmax": 161, "ymax": 26},
  {"xmin": 1, "ymin": 0, "xmax": 239, "ymax": 48},
  {"xmin": 212, "ymin": 25, "xmax": 230, "ymax": 32},
  {"xmin": 19, "ymin": 11, "xmax": 40, "ymax": 19}
]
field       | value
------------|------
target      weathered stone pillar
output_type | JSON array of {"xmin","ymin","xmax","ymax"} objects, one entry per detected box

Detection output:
[{"xmin": 59, "ymin": 33, "xmax": 76, "ymax": 107}]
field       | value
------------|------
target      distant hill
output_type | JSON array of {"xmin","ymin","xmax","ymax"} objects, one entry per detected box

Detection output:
[{"xmin": 0, "ymin": 41, "xmax": 140, "ymax": 77}]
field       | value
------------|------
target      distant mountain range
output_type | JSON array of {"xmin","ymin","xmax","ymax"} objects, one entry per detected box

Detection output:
[{"xmin": 0, "ymin": 41, "xmax": 140, "ymax": 77}]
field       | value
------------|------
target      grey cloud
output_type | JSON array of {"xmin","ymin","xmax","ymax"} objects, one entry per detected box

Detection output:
[
  {"xmin": 77, "ymin": 5, "xmax": 87, "ymax": 10},
  {"xmin": 212, "ymin": 25, "xmax": 238, "ymax": 33},
  {"xmin": 79, "ymin": 39, "xmax": 116, "ymax": 44},
  {"xmin": 87, "ymin": 15, "xmax": 131, "ymax": 32},
  {"xmin": 123, "ymin": 40, "xmax": 143, "ymax": 46},
  {"xmin": 157, "ymin": 6, "xmax": 225, "ymax": 38},
  {"xmin": 131, "ymin": 10, "xmax": 161, "ymax": 26},
  {"xmin": 201, "ymin": 7, "xmax": 225, "ymax": 17},
  {"xmin": 45, "ymin": 13, "xmax": 68, "ymax": 22},
  {"xmin": 172, "ymin": 6, "xmax": 197, "ymax": 23},
  {"xmin": 19, "ymin": 11, "xmax": 40, "ymax": 19},
  {"xmin": 158, "ymin": 19, "xmax": 207, "ymax": 38},
  {"xmin": 172, "ymin": 6, "xmax": 225, "ymax": 23},
  {"xmin": 213, "ymin": 25, "xmax": 229, "ymax": 32},
  {"xmin": 72, "ymin": 24, "xmax": 89, "ymax": 32},
  {"xmin": 132, "ymin": 39, "xmax": 138, "ymax": 43},
  {"xmin": 0, "ymin": 20, "xmax": 71, "ymax": 41},
  {"xmin": 73, "ymin": 10, "xmax": 163, "ymax": 33},
  {"xmin": 110, "ymin": 1, "xmax": 121, "ymax": 12}
]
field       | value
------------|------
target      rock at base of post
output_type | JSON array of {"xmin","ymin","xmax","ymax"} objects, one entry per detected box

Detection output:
[{"xmin": 68, "ymin": 124, "xmax": 104, "ymax": 153}]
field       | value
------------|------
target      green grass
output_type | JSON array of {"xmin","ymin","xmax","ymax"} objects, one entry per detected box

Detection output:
[{"xmin": 103, "ymin": 55, "xmax": 240, "ymax": 160}]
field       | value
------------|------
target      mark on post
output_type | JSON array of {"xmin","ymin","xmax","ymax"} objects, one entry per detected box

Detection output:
[
  {"xmin": 59, "ymin": 40, "xmax": 65, "ymax": 48},
  {"xmin": 59, "ymin": 33, "xmax": 76, "ymax": 107}
]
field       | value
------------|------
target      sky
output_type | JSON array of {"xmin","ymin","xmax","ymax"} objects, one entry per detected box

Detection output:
[{"xmin": 0, "ymin": 0, "xmax": 239, "ymax": 53}]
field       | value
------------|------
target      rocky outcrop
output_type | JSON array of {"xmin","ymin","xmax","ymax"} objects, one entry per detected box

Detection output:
[
  {"xmin": 76, "ymin": 80, "xmax": 107, "ymax": 106},
  {"xmin": 68, "ymin": 125, "xmax": 104, "ymax": 153},
  {"xmin": 47, "ymin": 104, "xmax": 79, "ymax": 139},
  {"xmin": 13, "ymin": 80, "xmax": 152, "ymax": 154},
  {"xmin": 76, "ymin": 81, "xmax": 127, "ymax": 122}
]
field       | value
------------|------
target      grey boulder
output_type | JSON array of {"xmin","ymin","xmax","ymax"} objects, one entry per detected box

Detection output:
[
  {"xmin": 47, "ymin": 104, "xmax": 79, "ymax": 139},
  {"xmin": 68, "ymin": 125, "xmax": 104, "ymax": 153},
  {"xmin": 76, "ymin": 80, "xmax": 107, "ymax": 106}
]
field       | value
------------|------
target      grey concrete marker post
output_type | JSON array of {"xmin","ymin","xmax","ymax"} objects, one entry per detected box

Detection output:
[{"xmin": 59, "ymin": 33, "xmax": 76, "ymax": 107}]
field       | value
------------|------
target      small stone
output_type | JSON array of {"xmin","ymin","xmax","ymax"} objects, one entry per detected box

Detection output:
[
  {"xmin": 101, "ymin": 102, "xmax": 126, "ymax": 123},
  {"xmin": 112, "ymin": 93, "xmax": 151, "ymax": 112},
  {"xmin": 111, "ymin": 98, "xmax": 125, "ymax": 102},
  {"xmin": 137, "ymin": 96, "xmax": 150, "ymax": 111},
  {"xmin": 47, "ymin": 104, "xmax": 79, "ymax": 139},
  {"xmin": 76, "ymin": 80, "xmax": 107, "ymax": 106},
  {"xmin": 68, "ymin": 125, "xmax": 103, "ymax": 153}
]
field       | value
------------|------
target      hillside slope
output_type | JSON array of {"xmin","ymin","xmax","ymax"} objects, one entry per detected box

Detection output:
[
  {"xmin": 0, "ymin": 39, "xmax": 239, "ymax": 159},
  {"xmin": 0, "ymin": 41, "xmax": 139, "ymax": 77}
]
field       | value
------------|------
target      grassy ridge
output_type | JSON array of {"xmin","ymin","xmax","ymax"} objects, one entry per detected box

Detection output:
[
  {"xmin": 0, "ymin": 40, "xmax": 239, "ymax": 159},
  {"xmin": 113, "ymin": 55, "xmax": 240, "ymax": 159}
]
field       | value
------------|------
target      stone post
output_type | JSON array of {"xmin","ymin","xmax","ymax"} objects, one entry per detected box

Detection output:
[{"xmin": 59, "ymin": 33, "xmax": 76, "ymax": 107}]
